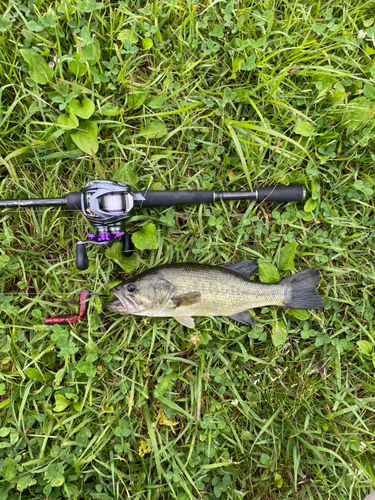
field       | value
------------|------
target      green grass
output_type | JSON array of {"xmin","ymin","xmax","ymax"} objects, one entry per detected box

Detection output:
[{"xmin": 0, "ymin": 0, "xmax": 375, "ymax": 498}]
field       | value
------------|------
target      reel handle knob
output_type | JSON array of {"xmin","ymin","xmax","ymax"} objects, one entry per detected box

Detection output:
[
  {"xmin": 76, "ymin": 242, "xmax": 89, "ymax": 270},
  {"xmin": 123, "ymin": 232, "xmax": 134, "ymax": 257}
]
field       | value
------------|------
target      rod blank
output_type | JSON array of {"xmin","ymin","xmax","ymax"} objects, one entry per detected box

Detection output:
[{"xmin": 0, "ymin": 197, "xmax": 67, "ymax": 209}]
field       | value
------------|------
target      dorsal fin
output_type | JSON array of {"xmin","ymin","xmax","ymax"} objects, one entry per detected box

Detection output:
[{"xmin": 219, "ymin": 259, "xmax": 259, "ymax": 280}]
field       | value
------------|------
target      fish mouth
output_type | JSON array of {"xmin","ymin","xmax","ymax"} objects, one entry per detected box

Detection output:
[
  {"xmin": 105, "ymin": 292, "xmax": 139, "ymax": 313},
  {"xmin": 105, "ymin": 298, "xmax": 127, "ymax": 312}
]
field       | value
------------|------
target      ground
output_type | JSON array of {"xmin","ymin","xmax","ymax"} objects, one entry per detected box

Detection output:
[{"xmin": 0, "ymin": 0, "xmax": 374, "ymax": 499}]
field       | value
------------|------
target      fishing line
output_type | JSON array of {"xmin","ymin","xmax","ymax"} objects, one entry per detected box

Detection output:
[{"xmin": 0, "ymin": 292, "xmax": 110, "ymax": 298}]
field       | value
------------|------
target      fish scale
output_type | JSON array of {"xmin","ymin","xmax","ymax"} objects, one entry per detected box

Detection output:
[{"xmin": 106, "ymin": 261, "xmax": 323, "ymax": 328}]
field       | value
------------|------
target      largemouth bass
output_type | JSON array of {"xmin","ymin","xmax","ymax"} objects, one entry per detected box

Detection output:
[{"xmin": 105, "ymin": 260, "xmax": 323, "ymax": 328}]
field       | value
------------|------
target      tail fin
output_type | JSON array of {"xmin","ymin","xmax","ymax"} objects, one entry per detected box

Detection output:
[{"xmin": 281, "ymin": 268, "xmax": 323, "ymax": 310}]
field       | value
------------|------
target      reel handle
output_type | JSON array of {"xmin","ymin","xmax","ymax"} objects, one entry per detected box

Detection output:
[{"xmin": 75, "ymin": 234, "xmax": 134, "ymax": 271}]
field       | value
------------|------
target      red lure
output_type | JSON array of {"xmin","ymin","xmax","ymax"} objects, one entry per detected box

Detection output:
[{"xmin": 44, "ymin": 289, "xmax": 90, "ymax": 325}]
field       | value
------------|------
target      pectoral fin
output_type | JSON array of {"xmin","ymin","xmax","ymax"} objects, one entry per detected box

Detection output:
[
  {"xmin": 175, "ymin": 316, "xmax": 195, "ymax": 328},
  {"xmin": 172, "ymin": 292, "xmax": 201, "ymax": 308},
  {"xmin": 228, "ymin": 310, "xmax": 255, "ymax": 326}
]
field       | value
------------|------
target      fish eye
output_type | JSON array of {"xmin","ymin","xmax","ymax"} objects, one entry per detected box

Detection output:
[{"xmin": 127, "ymin": 283, "xmax": 136, "ymax": 293}]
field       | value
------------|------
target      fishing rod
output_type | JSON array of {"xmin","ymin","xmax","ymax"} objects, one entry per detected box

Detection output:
[{"xmin": 0, "ymin": 180, "xmax": 305, "ymax": 270}]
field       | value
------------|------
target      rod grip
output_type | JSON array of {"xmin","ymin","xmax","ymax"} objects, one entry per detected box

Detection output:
[
  {"xmin": 257, "ymin": 184, "xmax": 305, "ymax": 202},
  {"xmin": 140, "ymin": 190, "xmax": 214, "ymax": 207}
]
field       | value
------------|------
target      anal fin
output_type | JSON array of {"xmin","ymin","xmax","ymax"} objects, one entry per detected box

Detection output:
[
  {"xmin": 175, "ymin": 316, "xmax": 195, "ymax": 328},
  {"xmin": 228, "ymin": 310, "xmax": 255, "ymax": 327}
]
